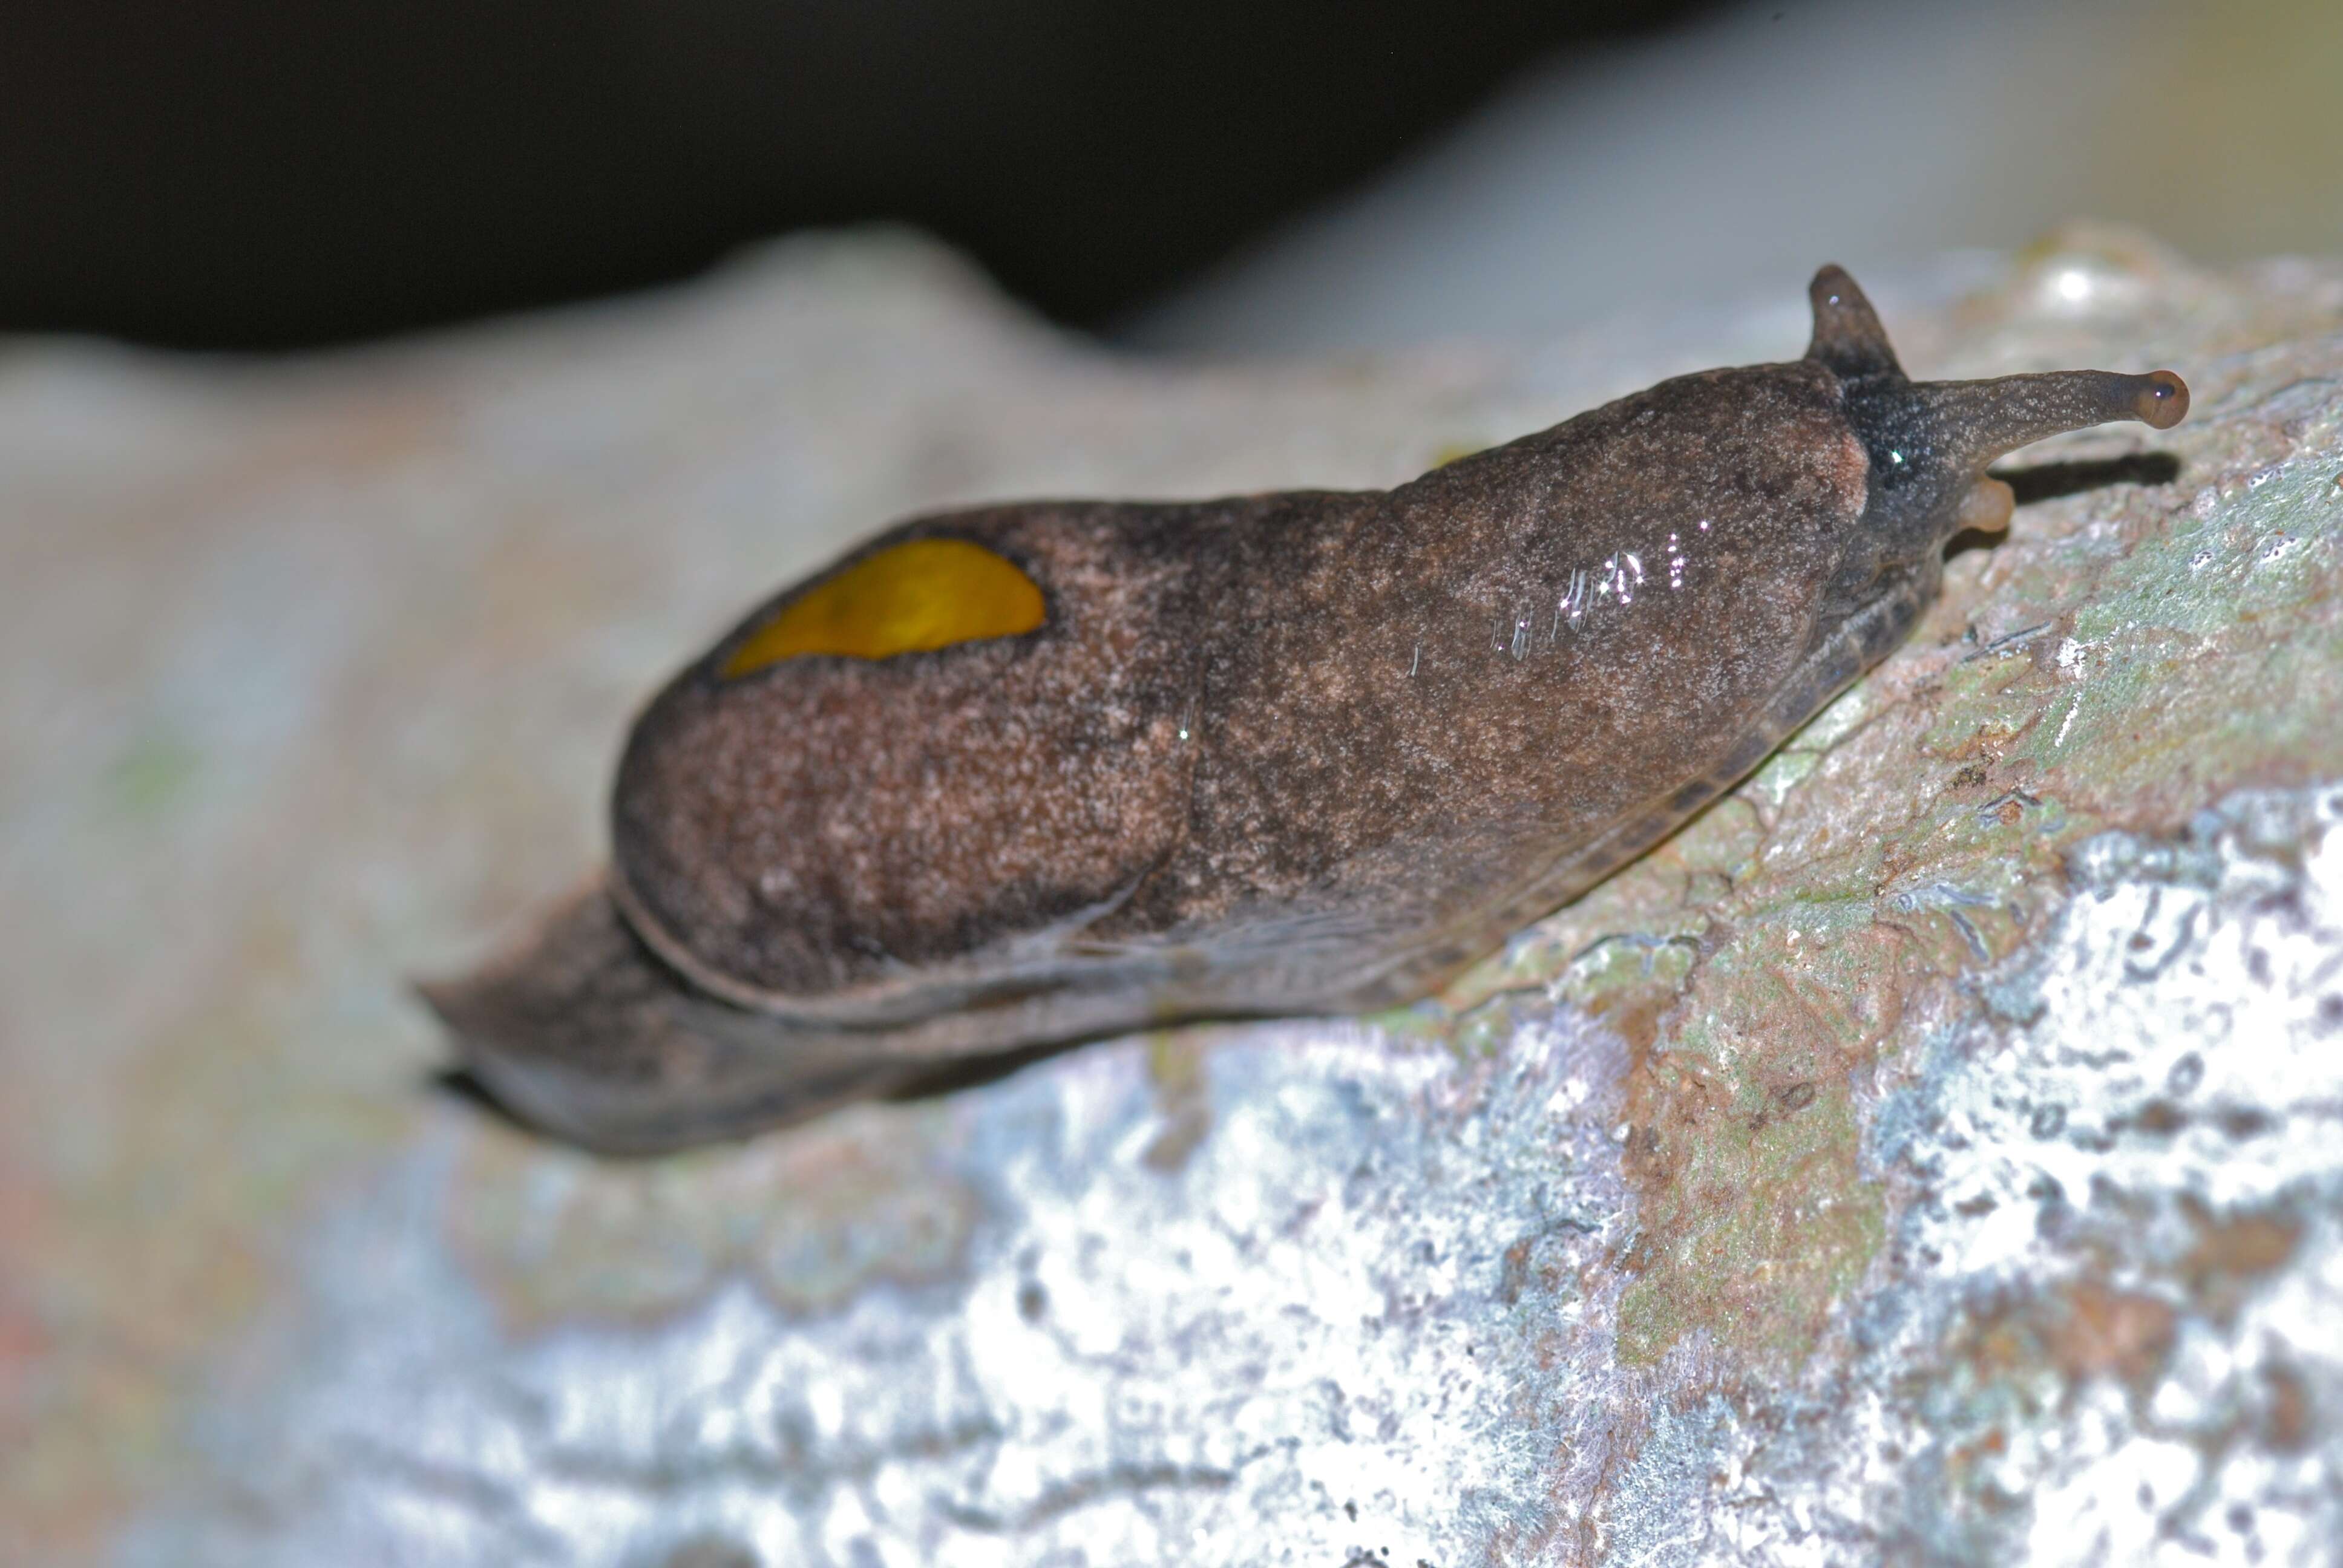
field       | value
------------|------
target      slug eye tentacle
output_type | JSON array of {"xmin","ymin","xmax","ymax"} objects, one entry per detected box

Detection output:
[
  {"xmin": 1806, "ymin": 265, "xmax": 2187, "ymax": 483},
  {"xmin": 1838, "ymin": 359, "xmax": 2187, "ymax": 563},
  {"xmin": 1804, "ymin": 264, "xmax": 1906, "ymax": 384},
  {"xmin": 1902, "ymin": 367, "xmax": 2189, "ymax": 474}
]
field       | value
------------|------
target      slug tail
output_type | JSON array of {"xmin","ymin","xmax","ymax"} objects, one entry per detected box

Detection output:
[{"xmin": 418, "ymin": 881, "xmax": 920, "ymax": 1155}]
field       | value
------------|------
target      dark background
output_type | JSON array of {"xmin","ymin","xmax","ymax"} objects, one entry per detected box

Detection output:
[{"xmin": 1, "ymin": 0, "xmax": 1709, "ymax": 350}]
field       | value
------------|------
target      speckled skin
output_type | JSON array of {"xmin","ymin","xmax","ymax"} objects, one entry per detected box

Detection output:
[{"xmin": 428, "ymin": 268, "xmax": 2186, "ymax": 1152}]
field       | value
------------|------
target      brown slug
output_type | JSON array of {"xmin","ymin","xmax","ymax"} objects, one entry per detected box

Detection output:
[{"xmin": 425, "ymin": 266, "xmax": 2187, "ymax": 1154}]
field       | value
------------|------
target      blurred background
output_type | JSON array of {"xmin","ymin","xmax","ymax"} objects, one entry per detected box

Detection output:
[{"xmin": 7, "ymin": 0, "xmax": 2342, "ymax": 358}]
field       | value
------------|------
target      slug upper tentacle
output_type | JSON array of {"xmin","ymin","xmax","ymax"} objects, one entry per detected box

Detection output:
[{"xmin": 427, "ymin": 266, "xmax": 2188, "ymax": 1153}]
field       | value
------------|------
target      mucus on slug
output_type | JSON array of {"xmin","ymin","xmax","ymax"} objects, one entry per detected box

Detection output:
[{"xmin": 423, "ymin": 266, "xmax": 2187, "ymax": 1154}]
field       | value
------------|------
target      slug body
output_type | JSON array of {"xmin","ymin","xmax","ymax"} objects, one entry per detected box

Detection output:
[{"xmin": 428, "ymin": 268, "xmax": 2187, "ymax": 1152}]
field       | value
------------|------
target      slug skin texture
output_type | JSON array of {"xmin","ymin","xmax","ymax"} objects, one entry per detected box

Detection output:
[{"xmin": 425, "ymin": 267, "xmax": 2187, "ymax": 1154}]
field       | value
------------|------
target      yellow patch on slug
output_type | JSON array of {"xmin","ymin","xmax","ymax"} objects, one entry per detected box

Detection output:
[{"xmin": 719, "ymin": 538, "xmax": 1045, "ymax": 675}]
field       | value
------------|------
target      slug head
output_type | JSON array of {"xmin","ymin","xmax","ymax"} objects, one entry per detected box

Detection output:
[{"xmin": 1801, "ymin": 264, "xmax": 2186, "ymax": 619}]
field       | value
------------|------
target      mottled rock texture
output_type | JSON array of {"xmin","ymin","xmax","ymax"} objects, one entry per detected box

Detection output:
[{"xmin": 4, "ymin": 227, "xmax": 2341, "ymax": 1565}]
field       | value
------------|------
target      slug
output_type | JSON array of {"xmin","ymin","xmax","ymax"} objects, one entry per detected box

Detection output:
[{"xmin": 425, "ymin": 267, "xmax": 2186, "ymax": 1154}]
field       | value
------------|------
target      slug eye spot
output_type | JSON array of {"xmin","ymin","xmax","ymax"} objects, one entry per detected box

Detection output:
[{"xmin": 719, "ymin": 537, "xmax": 1046, "ymax": 676}]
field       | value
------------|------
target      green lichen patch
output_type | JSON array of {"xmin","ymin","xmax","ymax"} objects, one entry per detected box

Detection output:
[
  {"xmin": 1613, "ymin": 1074, "xmax": 1883, "ymax": 1368},
  {"xmin": 103, "ymin": 730, "xmax": 200, "ymax": 819},
  {"xmin": 1608, "ymin": 903, "xmax": 1899, "ymax": 1367}
]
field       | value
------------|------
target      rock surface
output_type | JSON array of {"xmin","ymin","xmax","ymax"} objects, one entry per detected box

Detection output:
[{"xmin": 4, "ymin": 228, "xmax": 2342, "ymax": 1566}]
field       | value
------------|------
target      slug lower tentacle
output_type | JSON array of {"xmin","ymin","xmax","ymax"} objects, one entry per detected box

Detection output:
[{"xmin": 427, "ymin": 265, "xmax": 2188, "ymax": 1153}]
